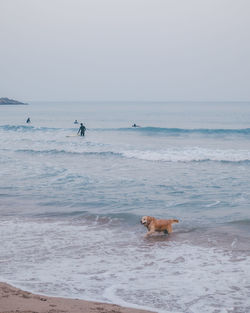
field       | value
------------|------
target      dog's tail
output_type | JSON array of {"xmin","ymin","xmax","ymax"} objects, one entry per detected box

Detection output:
[{"xmin": 170, "ymin": 219, "xmax": 179, "ymax": 224}]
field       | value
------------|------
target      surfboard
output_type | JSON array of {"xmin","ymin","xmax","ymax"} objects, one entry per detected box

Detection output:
[{"xmin": 66, "ymin": 134, "xmax": 79, "ymax": 137}]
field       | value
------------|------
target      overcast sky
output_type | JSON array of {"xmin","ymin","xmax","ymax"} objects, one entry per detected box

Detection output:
[{"xmin": 0, "ymin": 0, "xmax": 250, "ymax": 101}]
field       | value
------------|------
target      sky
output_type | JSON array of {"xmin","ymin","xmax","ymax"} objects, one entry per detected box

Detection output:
[{"xmin": 0, "ymin": 0, "xmax": 250, "ymax": 102}]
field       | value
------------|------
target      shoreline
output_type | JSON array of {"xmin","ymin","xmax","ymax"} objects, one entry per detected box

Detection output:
[{"xmin": 0, "ymin": 282, "xmax": 156, "ymax": 313}]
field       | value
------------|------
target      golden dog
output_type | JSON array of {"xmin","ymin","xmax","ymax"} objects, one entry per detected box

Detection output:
[{"xmin": 141, "ymin": 216, "xmax": 179, "ymax": 237}]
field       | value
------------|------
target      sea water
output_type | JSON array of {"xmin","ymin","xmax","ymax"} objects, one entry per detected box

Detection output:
[{"xmin": 0, "ymin": 101, "xmax": 250, "ymax": 313}]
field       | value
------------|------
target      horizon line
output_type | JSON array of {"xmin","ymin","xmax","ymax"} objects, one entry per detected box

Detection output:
[{"xmin": 26, "ymin": 100, "xmax": 250, "ymax": 103}]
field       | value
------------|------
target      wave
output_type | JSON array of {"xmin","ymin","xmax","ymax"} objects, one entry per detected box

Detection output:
[
  {"xmin": 34, "ymin": 210, "xmax": 89, "ymax": 218},
  {"xmin": 0, "ymin": 125, "xmax": 62, "ymax": 132},
  {"xmin": 228, "ymin": 219, "xmax": 250, "ymax": 226},
  {"xmin": 122, "ymin": 148, "xmax": 250, "ymax": 163},
  {"xmin": 2, "ymin": 124, "xmax": 250, "ymax": 136},
  {"xmin": 90, "ymin": 126, "xmax": 250, "ymax": 136},
  {"xmin": 29, "ymin": 210, "xmax": 141, "ymax": 226},
  {"xmin": 15, "ymin": 147, "xmax": 250, "ymax": 163},
  {"xmin": 113, "ymin": 127, "xmax": 250, "ymax": 136},
  {"xmin": 16, "ymin": 148, "xmax": 121, "ymax": 157}
]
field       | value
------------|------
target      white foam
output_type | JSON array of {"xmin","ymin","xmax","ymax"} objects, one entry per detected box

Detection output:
[
  {"xmin": 122, "ymin": 147, "xmax": 250, "ymax": 162},
  {"xmin": 205, "ymin": 200, "xmax": 221, "ymax": 207},
  {"xmin": 0, "ymin": 218, "xmax": 249, "ymax": 313},
  {"xmin": 2, "ymin": 125, "xmax": 250, "ymax": 163}
]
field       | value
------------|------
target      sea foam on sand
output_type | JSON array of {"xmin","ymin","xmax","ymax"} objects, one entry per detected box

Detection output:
[{"xmin": 0, "ymin": 282, "xmax": 155, "ymax": 313}]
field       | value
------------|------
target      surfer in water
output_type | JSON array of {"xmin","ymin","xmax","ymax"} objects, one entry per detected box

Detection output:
[
  {"xmin": 74, "ymin": 120, "xmax": 78, "ymax": 124},
  {"xmin": 26, "ymin": 117, "xmax": 31, "ymax": 123},
  {"xmin": 132, "ymin": 123, "xmax": 140, "ymax": 127},
  {"xmin": 77, "ymin": 123, "xmax": 86, "ymax": 136}
]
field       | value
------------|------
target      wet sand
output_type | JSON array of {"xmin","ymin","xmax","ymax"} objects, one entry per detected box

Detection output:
[{"xmin": 0, "ymin": 282, "xmax": 156, "ymax": 313}]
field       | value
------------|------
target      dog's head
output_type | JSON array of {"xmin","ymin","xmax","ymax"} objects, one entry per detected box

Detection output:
[{"xmin": 141, "ymin": 216, "xmax": 153, "ymax": 226}]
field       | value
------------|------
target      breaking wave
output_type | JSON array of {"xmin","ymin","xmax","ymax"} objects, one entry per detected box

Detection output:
[
  {"xmin": 121, "ymin": 148, "xmax": 250, "ymax": 163},
  {"xmin": 15, "ymin": 147, "xmax": 250, "ymax": 163},
  {"xmin": 111, "ymin": 127, "xmax": 250, "ymax": 136},
  {"xmin": 16, "ymin": 149, "xmax": 121, "ymax": 157},
  {"xmin": 0, "ymin": 125, "xmax": 62, "ymax": 132},
  {"xmin": 2, "ymin": 125, "xmax": 250, "ymax": 136}
]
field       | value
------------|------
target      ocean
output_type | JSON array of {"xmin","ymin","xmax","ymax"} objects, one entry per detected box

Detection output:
[{"xmin": 0, "ymin": 101, "xmax": 250, "ymax": 313}]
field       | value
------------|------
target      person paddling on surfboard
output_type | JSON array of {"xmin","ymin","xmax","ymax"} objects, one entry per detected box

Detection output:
[{"xmin": 77, "ymin": 123, "xmax": 86, "ymax": 136}]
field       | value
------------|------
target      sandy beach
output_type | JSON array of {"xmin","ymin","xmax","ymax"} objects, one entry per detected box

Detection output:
[{"xmin": 0, "ymin": 282, "xmax": 155, "ymax": 313}]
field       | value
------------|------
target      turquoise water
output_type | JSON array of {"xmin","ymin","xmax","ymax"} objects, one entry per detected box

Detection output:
[{"xmin": 0, "ymin": 102, "xmax": 250, "ymax": 313}]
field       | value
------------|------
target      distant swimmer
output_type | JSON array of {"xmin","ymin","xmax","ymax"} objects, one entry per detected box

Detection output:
[
  {"xmin": 74, "ymin": 120, "xmax": 78, "ymax": 124},
  {"xmin": 77, "ymin": 123, "xmax": 86, "ymax": 136},
  {"xmin": 132, "ymin": 123, "xmax": 140, "ymax": 128},
  {"xmin": 26, "ymin": 117, "xmax": 31, "ymax": 123}
]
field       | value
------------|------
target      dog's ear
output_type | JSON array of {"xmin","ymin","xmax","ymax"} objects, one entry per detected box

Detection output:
[{"xmin": 147, "ymin": 216, "xmax": 153, "ymax": 225}]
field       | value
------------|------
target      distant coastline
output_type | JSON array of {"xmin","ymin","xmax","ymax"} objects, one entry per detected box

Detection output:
[{"xmin": 0, "ymin": 97, "xmax": 28, "ymax": 105}]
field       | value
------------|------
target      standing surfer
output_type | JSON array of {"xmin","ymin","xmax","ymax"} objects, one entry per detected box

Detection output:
[{"xmin": 77, "ymin": 123, "xmax": 86, "ymax": 136}]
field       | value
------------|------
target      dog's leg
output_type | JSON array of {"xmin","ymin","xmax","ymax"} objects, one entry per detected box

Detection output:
[{"xmin": 145, "ymin": 229, "xmax": 155, "ymax": 237}]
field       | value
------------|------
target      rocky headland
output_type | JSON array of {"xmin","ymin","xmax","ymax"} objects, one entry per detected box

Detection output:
[{"xmin": 0, "ymin": 97, "xmax": 28, "ymax": 105}]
